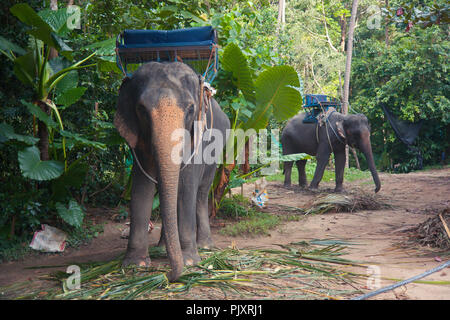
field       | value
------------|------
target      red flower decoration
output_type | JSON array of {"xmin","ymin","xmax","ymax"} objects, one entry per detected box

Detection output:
[
  {"xmin": 396, "ymin": 7, "xmax": 404, "ymax": 16},
  {"xmin": 405, "ymin": 21, "xmax": 413, "ymax": 32}
]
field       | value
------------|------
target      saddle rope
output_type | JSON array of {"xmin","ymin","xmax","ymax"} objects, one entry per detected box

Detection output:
[{"xmin": 315, "ymin": 107, "xmax": 346, "ymax": 154}]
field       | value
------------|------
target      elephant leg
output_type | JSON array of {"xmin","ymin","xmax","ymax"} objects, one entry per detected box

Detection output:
[
  {"xmin": 196, "ymin": 189, "xmax": 214, "ymax": 249},
  {"xmin": 123, "ymin": 165, "xmax": 156, "ymax": 267},
  {"xmin": 334, "ymin": 151, "xmax": 346, "ymax": 193},
  {"xmin": 309, "ymin": 145, "xmax": 331, "ymax": 190},
  {"xmin": 196, "ymin": 165, "xmax": 216, "ymax": 250},
  {"xmin": 283, "ymin": 161, "xmax": 293, "ymax": 187},
  {"xmin": 296, "ymin": 160, "xmax": 307, "ymax": 187},
  {"xmin": 157, "ymin": 223, "xmax": 165, "ymax": 247},
  {"xmin": 178, "ymin": 172, "xmax": 201, "ymax": 266}
]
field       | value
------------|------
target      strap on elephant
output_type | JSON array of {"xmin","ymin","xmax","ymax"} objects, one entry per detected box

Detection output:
[
  {"xmin": 130, "ymin": 78, "xmax": 216, "ymax": 183},
  {"xmin": 116, "ymin": 27, "xmax": 219, "ymax": 183},
  {"xmin": 130, "ymin": 147, "xmax": 158, "ymax": 184},
  {"xmin": 315, "ymin": 109, "xmax": 346, "ymax": 153},
  {"xmin": 180, "ymin": 75, "xmax": 215, "ymax": 171}
]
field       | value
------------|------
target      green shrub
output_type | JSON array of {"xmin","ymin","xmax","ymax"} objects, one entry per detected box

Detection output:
[{"xmin": 217, "ymin": 194, "xmax": 281, "ymax": 236}]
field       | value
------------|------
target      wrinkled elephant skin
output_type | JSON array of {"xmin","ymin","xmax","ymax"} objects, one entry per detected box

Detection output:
[
  {"xmin": 281, "ymin": 112, "xmax": 381, "ymax": 193},
  {"xmin": 114, "ymin": 62, "xmax": 230, "ymax": 281}
]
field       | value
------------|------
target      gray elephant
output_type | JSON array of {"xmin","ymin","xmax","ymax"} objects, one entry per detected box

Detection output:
[
  {"xmin": 114, "ymin": 62, "xmax": 230, "ymax": 281},
  {"xmin": 281, "ymin": 111, "xmax": 381, "ymax": 193}
]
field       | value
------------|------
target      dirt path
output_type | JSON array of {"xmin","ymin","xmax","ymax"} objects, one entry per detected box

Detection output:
[
  {"xmin": 1, "ymin": 168, "xmax": 449, "ymax": 300},
  {"xmin": 221, "ymin": 167, "xmax": 450, "ymax": 300}
]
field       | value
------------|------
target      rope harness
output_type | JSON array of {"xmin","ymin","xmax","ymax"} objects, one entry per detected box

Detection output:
[
  {"xmin": 129, "ymin": 77, "xmax": 215, "ymax": 184},
  {"xmin": 315, "ymin": 108, "xmax": 346, "ymax": 154},
  {"xmin": 117, "ymin": 41, "xmax": 218, "ymax": 184}
]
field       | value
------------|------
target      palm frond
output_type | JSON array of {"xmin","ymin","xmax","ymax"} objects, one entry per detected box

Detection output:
[{"xmin": 3, "ymin": 241, "xmax": 365, "ymax": 300}]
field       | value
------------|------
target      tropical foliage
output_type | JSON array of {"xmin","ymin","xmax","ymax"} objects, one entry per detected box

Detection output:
[
  {"xmin": 211, "ymin": 42, "xmax": 305, "ymax": 212},
  {"xmin": 0, "ymin": 0, "xmax": 448, "ymax": 250}
]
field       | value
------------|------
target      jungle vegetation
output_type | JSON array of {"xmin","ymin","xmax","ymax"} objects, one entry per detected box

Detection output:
[{"xmin": 0, "ymin": 0, "xmax": 448, "ymax": 255}]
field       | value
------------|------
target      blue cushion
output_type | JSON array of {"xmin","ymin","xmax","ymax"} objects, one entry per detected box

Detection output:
[
  {"xmin": 118, "ymin": 40, "xmax": 214, "ymax": 49},
  {"xmin": 305, "ymin": 94, "xmax": 329, "ymax": 107},
  {"xmin": 120, "ymin": 26, "xmax": 216, "ymax": 48}
]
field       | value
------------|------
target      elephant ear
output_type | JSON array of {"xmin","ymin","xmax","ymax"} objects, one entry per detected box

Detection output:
[
  {"xmin": 114, "ymin": 78, "xmax": 139, "ymax": 148},
  {"xmin": 335, "ymin": 121, "xmax": 346, "ymax": 140}
]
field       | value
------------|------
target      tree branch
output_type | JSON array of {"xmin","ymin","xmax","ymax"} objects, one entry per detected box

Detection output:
[
  {"xmin": 321, "ymin": 0, "xmax": 339, "ymax": 53},
  {"xmin": 308, "ymin": 53, "xmax": 325, "ymax": 94}
]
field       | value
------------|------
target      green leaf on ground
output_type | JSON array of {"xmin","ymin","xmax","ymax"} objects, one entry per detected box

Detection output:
[{"xmin": 56, "ymin": 199, "xmax": 85, "ymax": 228}]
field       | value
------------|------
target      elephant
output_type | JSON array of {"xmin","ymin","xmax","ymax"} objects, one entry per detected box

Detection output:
[
  {"xmin": 114, "ymin": 61, "xmax": 230, "ymax": 281},
  {"xmin": 281, "ymin": 110, "xmax": 381, "ymax": 193}
]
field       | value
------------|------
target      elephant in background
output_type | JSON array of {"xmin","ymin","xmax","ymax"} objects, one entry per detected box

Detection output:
[
  {"xmin": 114, "ymin": 62, "xmax": 230, "ymax": 281},
  {"xmin": 281, "ymin": 110, "xmax": 381, "ymax": 193}
]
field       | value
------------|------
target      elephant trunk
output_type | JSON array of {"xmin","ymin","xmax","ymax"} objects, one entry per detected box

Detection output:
[
  {"xmin": 156, "ymin": 159, "xmax": 183, "ymax": 281},
  {"xmin": 151, "ymin": 101, "xmax": 185, "ymax": 281},
  {"xmin": 359, "ymin": 132, "xmax": 381, "ymax": 193}
]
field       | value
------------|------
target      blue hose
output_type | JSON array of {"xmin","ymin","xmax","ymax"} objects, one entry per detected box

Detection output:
[{"xmin": 352, "ymin": 260, "xmax": 450, "ymax": 300}]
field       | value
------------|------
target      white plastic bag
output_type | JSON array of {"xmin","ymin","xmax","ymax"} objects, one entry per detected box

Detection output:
[
  {"xmin": 121, "ymin": 221, "xmax": 154, "ymax": 239},
  {"xmin": 251, "ymin": 177, "xmax": 269, "ymax": 209},
  {"xmin": 29, "ymin": 224, "xmax": 67, "ymax": 252}
]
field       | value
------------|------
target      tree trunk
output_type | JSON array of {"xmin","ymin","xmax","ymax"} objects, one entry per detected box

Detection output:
[
  {"xmin": 277, "ymin": 0, "xmax": 286, "ymax": 39},
  {"xmin": 339, "ymin": 14, "xmax": 347, "ymax": 52},
  {"xmin": 36, "ymin": 100, "xmax": 50, "ymax": 161},
  {"xmin": 343, "ymin": 0, "xmax": 358, "ymax": 114},
  {"xmin": 36, "ymin": 0, "xmax": 58, "ymax": 161},
  {"xmin": 343, "ymin": 0, "xmax": 359, "ymax": 168},
  {"xmin": 240, "ymin": 140, "xmax": 250, "ymax": 175},
  {"xmin": 210, "ymin": 163, "xmax": 236, "ymax": 219},
  {"xmin": 49, "ymin": 0, "xmax": 58, "ymax": 60},
  {"xmin": 278, "ymin": 0, "xmax": 286, "ymax": 25},
  {"xmin": 351, "ymin": 147, "xmax": 361, "ymax": 170},
  {"xmin": 385, "ymin": 0, "xmax": 390, "ymax": 47}
]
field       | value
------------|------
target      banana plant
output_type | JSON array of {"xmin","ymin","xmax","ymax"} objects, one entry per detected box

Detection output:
[
  {"xmin": 211, "ymin": 43, "xmax": 306, "ymax": 216},
  {"xmin": 0, "ymin": 3, "xmax": 96, "ymax": 166},
  {"xmin": 0, "ymin": 4, "xmax": 101, "ymax": 229}
]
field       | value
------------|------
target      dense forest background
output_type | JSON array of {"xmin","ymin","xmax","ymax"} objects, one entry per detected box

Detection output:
[{"xmin": 0, "ymin": 0, "xmax": 448, "ymax": 250}]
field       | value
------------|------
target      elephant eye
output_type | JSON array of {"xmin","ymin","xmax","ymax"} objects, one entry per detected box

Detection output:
[{"xmin": 186, "ymin": 104, "xmax": 195, "ymax": 122}]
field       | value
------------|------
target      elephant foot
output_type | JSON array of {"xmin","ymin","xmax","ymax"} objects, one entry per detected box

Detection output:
[
  {"xmin": 197, "ymin": 237, "xmax": 215, "ymax": 250},
  {"xmin": 157, "ymin": 235, "xmax": 166, "ymax": 248},
  {"xmin": 182, "ymin": 249, "xmax": 201, "ymax": 266},
  {"xmin": 308, "ymin": 184, "xmax": 319, "ymax": 192},
  {"xmin": 122, "ymin": 254, "xmax": 151, "ymax": 268},
  {"xmin": 283, "ymin": 182, "xmax": 291, "ymax": 188},
  {"xmin": 334, "ymin": 186, "xmax": 345, "ymax": 193},
  {"xmin": 157, "ymin": 241, "xmax": 165, "ymax": 248}
]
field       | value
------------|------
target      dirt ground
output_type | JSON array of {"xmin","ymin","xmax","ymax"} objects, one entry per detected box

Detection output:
[{"xmin": 1, "ymin": 167, "xmax": 449, "ymax": 300}]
